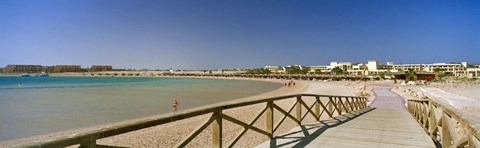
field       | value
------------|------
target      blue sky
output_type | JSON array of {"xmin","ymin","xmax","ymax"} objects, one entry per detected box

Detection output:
[{"xmin": 1, "ymin": 0, "xmax": 479, "ymax": 69}]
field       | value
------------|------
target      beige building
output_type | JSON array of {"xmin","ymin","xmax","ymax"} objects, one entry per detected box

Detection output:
[
  {"xmin": 90, "ymin": 65, "xmax": 113, "ymax": 72},
  {"xmin": 4, "ymin": 64, "xmax": 43, "ymax": 73},
  {"xmin": 42, "ymin": 66, "xmax": 54, "ymax": 73},
  {"xmin": 307, "ymin": 65, "xmax": 329, "ymax": 73},
  {"xmin": 392, "ymin": 64, "xmax": 429, "ymax": 71},
  {"xmin": 466, "ymin": 68, "xmax": 480, "ymax": 78},
  {"xmin": 53, "ymin": 65, "xmax": 81, "ymax": 73}
]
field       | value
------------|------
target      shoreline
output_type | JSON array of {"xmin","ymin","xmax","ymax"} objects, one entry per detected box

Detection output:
[
  {"xmin": 0, "ymin": 76, "xmax": 361, "ymax": 147},
  {"xmin": 0, "ymin": 76, "xmax": 299, "ymax": 146}
]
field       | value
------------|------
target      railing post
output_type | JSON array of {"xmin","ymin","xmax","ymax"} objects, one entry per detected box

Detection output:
[
  {"xmin": 328, "ymin": 97, "xmax": 333, "ymax": 117},
  {"xmin": 345, "ymin": 97, "xmax": 350, "ymax": 112},
  {"xmin": 296, "ymin": 96, "xmax": 302, "ymax": 125},
  {"xmin": 429, "ymin": 101, "xmax": 437, "ymax": 139},
  {"xmin": 212, "ymin": 110, "xmax": 222, "ymax": 148},
  {"xmin": 441, "ymin": 112, "xmax": 452, "ymax": 148},
  {"xmin": 266, "ymin": 101, "xmax": 273, "ymax": 140},
  {"xmin": 314, "ymin": 96, "xmax": 320, "ymax": 121},
  {"xmin": 407, "ymin": 101, "xmax": 410, "ymax": 113},
  {"xmin": 352, "ymin": 97, "xmax": 360, "ymax": 110},
  {"xmin": 337, "ymin": 97, "xmax": 343, "ymax": 114},
  {"xmin": 363, "ymin": 98, "xmax": 367, "ymax": 108},
  {"xmin": 422, "ymin": 102, "xmax": 428, "ymax": 130},
  {"xmin": 359, "ymin": 98, "xmax": 363, "ymax": 109},
  {"xmin": 360, "ymin": 97, "xmax": 364, "ymax": 109}
]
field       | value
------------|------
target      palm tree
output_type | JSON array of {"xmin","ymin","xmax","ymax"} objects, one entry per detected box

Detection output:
[
  {"xmin": 331, "ymin": 66, "xmax": 343, "ymax": 75},
  {"xmin": 405, "ymin": 69, "xmax": 417, "ymax": 83},
  {"xmin": 433, "ymin": 68, "xmax": 446, "ymax": 80}
]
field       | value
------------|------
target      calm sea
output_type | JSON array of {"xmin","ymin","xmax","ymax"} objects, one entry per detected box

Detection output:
[{"xmin": 0, "ymin": 76, "xmax": 281, "ymax": 142}]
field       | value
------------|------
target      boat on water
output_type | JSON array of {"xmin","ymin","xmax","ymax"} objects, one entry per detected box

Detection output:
[
  {"xmin": 21, "ymin": 73, "xmax": 31, "ymax": 77},
  {"xmin": 35, "ymin": 72, "xmax": 49, "ymax": 77}
]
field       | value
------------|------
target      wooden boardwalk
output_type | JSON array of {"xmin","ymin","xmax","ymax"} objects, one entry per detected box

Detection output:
[{"xmin": 257, "ymin": 86, "xmax": 436, "ymax": 148}]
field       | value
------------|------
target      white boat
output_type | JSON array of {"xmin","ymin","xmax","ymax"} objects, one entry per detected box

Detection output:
[
  {"xmin": 21, "ymin": 73, "xmax": 31, "ymax": 77},
  {"xmin": 39, "ymin": 72, "xmax": 49, "ymax": 77}
]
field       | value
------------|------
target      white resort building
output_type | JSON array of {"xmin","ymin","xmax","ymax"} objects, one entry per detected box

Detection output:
[{"xmin": 265, "ymin": 60, "xmax": 480, "ymax": 78}]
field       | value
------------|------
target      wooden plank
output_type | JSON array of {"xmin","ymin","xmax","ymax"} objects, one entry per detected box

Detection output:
[
  {"xmin": 175, "ymin": 113, "xmax": 216, "ymax": 147},
  {"xmin": 257, "ymin": 109, "xmax": 436, "ymax": 148},
  {"xmin": 272, "ymin": 103, "xmax": 301, "ymax": 131},
  {"xmin": 314, "ymin": 96, "xmax": 320, "ymax": 121},
  {"xmin": 227, "ymin": 105, "xmax": 268, "ymax": 147},
  {"xmin": 441, "ymin": 112, "xmax": 452, "ymax": 147},
  {"xmin": 299, "ymin": 99, "xmax": 319, "ymax": 121},
  {"xmin": 222, "ymin": 114, "xmax": 270, "ymax": 137},
  {"xmin": 328, "ymin": 97, "xmax": 333, "ymax": 117},
  {"xmin": 329, "ymin": 97, "xmax": 342, "ymax": 116},
  {"xmin": 317, "ymin": 97, "xmax": 333, "ymax": 118}
]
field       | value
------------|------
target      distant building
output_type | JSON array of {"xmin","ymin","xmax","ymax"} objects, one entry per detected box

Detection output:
[
  {"xmin": 53, "ymin": 65, "xmax": 81, "ymax": 73},
  {"xmin": 328, "ymin": 61, "xmax": 358, "ymax": 71},
  {"xmin": 4, "ymin": 64, "xmax": 43, "ymax": 73},
  {"xmin": 42, "ymin": 66, "xmax": 54, "ymax": 73},
  {"xmin": 392, "ymin": 63, "xmax": 467, "ymax": 76},
  {"xmin": 392, "ymin": 71, "xmax": 436, "ymax": 81},
  {"xmin": 367, "ymin": 60, "xmax": 379, "ymax": 71},
  {"xmin": 90, "ymin": 65, "xmax": 113, "ymax": 72},
  {"xmin": 307, "ymin": 65, "xmax": 329, "ymax": 73},
  {"xmin": 264, "ymin": 66, "xmax": 286, "ymax": 73}
]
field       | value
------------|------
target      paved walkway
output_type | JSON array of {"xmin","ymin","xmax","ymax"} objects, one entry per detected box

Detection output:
[
  {"xmin": 370, "ymin": 86, "xmax": 407, "ymax": 109},
  {"xmin": 256, "ymin": 86, "xmax": 436, "ymax": 148}
]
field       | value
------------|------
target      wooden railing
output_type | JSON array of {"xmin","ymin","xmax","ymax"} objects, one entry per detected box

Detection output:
[
  {"xmin": 16, "ymin": 94, "xmax": 367, "ymax": 148},
  {"xmin": 408, "ymin": 99, "xmax": 480, "ymax": 147}
]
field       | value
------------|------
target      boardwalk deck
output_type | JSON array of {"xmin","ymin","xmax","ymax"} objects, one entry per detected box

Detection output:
[{"xmin": 257, "ymin": 86, "xmax": 436, "ymax": 148}]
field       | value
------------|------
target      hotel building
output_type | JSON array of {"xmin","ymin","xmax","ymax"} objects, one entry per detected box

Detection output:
[
  {"xmin": 264, "ymin": 66, "xmax": 286, "ymax": 73},
  {"xmin": 391, "ymin": 62, "xmax": 467, "ymax": 76},
  {"xmin": 4, "ymin": 65, "xmax": 43, "ymax": 73},
  {"xmin": 90, "ymin": 65, "xmax": 113, "ymax": 72},
  {"xmin": 52, "ymin": 65, "xmax": 81, "ymax": 73},
  {"xmin": 307, "ymin": 65, "xmax": 329, "ymax": 73},
  {"xmin": 3, "ymin": 64, "xmax": 82, "ymax": 73},
  {"xmin": 265, "ymin": 60, "xmax": 479, "ymax": 78}
]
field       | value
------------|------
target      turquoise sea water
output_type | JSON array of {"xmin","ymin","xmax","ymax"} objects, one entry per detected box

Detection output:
[{"xmin": 0, "ymin": 76, "xmax": 281, "ymax": 142}]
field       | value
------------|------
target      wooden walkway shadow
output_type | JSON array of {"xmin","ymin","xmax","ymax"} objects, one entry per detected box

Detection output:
[
  {"xmin": 257, "ymin": 107, "xmax": 375, "ymax": 148},
  {"xmin": 257, "ymin": 107, "xmax": 436, "ymax": 148}
]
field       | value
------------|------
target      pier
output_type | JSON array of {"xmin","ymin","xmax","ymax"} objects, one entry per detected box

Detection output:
[
  {"xmin": 257, "ymin": 87, "xmax": 435, "ymax": 147},
  {"xmin": 14, "ymin": 87, "xmax": 480, "ymax": 148}
]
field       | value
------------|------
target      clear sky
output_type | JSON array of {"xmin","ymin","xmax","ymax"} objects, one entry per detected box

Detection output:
[{"xmin": 1, "ymin": 0, "xmax": 479, "ymax": 69}]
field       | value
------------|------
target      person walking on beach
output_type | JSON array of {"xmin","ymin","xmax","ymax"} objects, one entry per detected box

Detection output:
[{"xmin": 172, "ymin": 99, "xmax": 178, "ymax": 113}]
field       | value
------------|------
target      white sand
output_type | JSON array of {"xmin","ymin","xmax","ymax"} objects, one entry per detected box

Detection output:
[
  {"xmin": 442, "ymin": 87, "xmax": 480, "ymax": 100},
  {"xmin": 392, "ymin": 84, "xmax": 480, "ymax": 120}
]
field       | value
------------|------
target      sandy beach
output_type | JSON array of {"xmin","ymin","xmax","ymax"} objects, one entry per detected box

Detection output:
[
  {"xmin": 389, "ymin": 82, "xmax": 480, "ymax": 120},
  {"xmin": 0, "ymin": 77, "xmax": 362, "ymax": 147}
]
